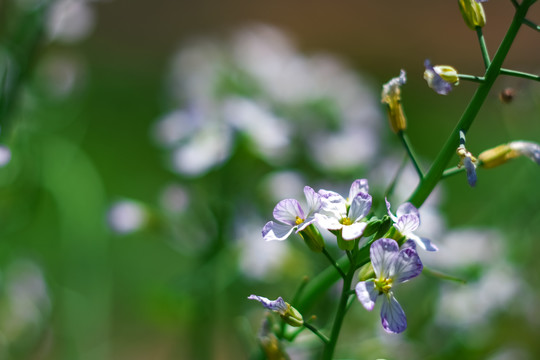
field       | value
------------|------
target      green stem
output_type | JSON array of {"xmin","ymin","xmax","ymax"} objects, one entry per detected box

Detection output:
[
  {"xmin": 303, "ymin": 322, "xmax": 330, "ymax": 344},
  {"xmin": 408, "ymin": 0, "xmax": 534, "ymax": 208},
  {"xmin": 458, "ymin": 74, "xmax": 485, "ymax": 83},
  {"xmin": 476, "ymin": 27, "xmax": 491, "ymax": 68},
  {"xmin": 500, "ymin": 68, "xmax": 540, "ymax": 81},
  {"xmin": 422, "ymin": 266, "xmax": 467, "ymax": 284},
  {"xmin": 322, "ymin": 248, "xmax": 346, "ymax": 278},
  {"xmin": 321, "ymin": 261, "xmax": 355, "ymax": 360},
  {"xmin": 442, "ymin": 166, "xmax": 465, "ymax": 179},
  {"xmin": 522, "ymin": 17, "xmax": 540, "ymax": 31},
  {"xmin": 398, "ymin": 130, "xmax": 424, "ymax": 179}
]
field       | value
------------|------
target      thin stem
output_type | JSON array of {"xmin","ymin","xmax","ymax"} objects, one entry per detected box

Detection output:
[
  {"xmin": 322, "ymin": 248, "xmax": 346, "ymax": 278},
  {"xmin": 408, "ymin": 0, "xmax": 535, "ymax": 208},
  {"xmin": 476, "ymin": 27, "xmax": 491, "ymax": 68},
  {"xmin": 442, "ymin": 166, "xmax": 464, "ymax": 179},
  {"xmin": 522, "ymin": 17, "xmax": 540, "ymax": 32},
  {"xmin": 458, "ymin": 74, "xmax": 485, "ymax": 83},
  {"xmin": 398, "ymin": 130, "xmax": 424, "ymax": 179},
  {"xmin": 321, "ymin": 263, "xmax": 355, "ymax": 360},
  {"xmin": 422, "ymin": 266, "xmax": 467, "ymax": 284},
  {"xmin": 303, "ymin": 322, "xmax": 330, "ymax": 344},
  {"xmin": 500, "ymin": 68, "xmax": 540, "ymax": 81}
]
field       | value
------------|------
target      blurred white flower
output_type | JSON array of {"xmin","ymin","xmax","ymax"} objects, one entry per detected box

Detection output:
[
  {"xmin": 152, "ymin": 109, "xmax": 200, "ymax": 148},
  {"xmin": 159, "ymin": 183, "xmax": 189, "ymax": 213},
  {"xmin": 46, "ymin": 0, "xmax": 96, "ymax": 43},
  {"xmin": 223, "ymin": 97, "xmax": 291, "ymax": 161},
  {"xmin": 0, "ymin": 145, "xmax": 11, "ymax": 167},
  {"xmin": 35, "ymin": 53, "xmax": 86, "ymax": 98},
  {"xmin": 171, "ymin": 125, "xmax": 233, "ymax": 176},
  {"xmin": 259, "ymin": 170, "xmax": 306, "ymax": 204},
  {"xmin": 107, "ymin": 200, "xmax": 147, "ymax": 234}
]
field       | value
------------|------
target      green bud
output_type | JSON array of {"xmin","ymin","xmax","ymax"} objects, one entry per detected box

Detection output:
[
  {"xmin": 299, "ymin": 224, "xmax": 325, "ymax": 252},
  {"xmin": 458, "ymin": 0, "xmax": 486, "ymax": 30},
  {"xmin": 336, "ymin": 231, "xmax": 354, "ymax": 251},
  {"xmin": 434, "ymin": 65, "xmax": 459, "ymax": 85},
  {"xmin": 280, "ymin": 304, "xmax": 304, "ymax": 327},
  {"xmin": 382, "ymin": 225, "xmax": 407, "ymax": 246},
  {"xmin": 357, "ymin": 262, "xmax": 375, "ymax": 281},
  {"xmin": 478, "ymin": 144, "xmax": 513, "ymax": 168},
  {"xmin": 363, "ymin": 218, "xmax": 383, "ymax": 238}
]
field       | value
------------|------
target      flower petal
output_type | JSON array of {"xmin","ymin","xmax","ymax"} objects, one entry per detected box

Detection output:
[
  {"xmin": 248, "ymin": 295, "xmax": 288, "ymax": 314},
  {"xmin": 424, "ymin": 59, "xmax": 452, "ymax": 95},
  {"xmin": 408, "ymin": 233, "xmax": 438, "ymax": 252},
  {"xmin": 395, "ymin": 214, "xmax": 420, "ymax": 235},
  {"xmin": 348, "ymin": 179, "xmax": 369, "ymax": 201},
  {"xmin": 392, "ymin": 247, "xmax": 423, "ymax": 283},
  {"xmin": 348, "ymin": 192, "xmax": 372, "ymax": 221},
  {"xmin": 262, "ymin": 221, "xmax": 295, "ymax": 241},
  {"xmin": 370, "ymin": 238, "xmax": 399, "ymax": 279},
  {"xmin": 314, "ymin": 213, "xmax": 343, "ymax": 231},
  {"xmin": 385, "ymin": 198, "xmax": 398, "ymax": 223},
  {"xmin": 273, "ymin": 199, "xmax": 304, "ymax": 225},
  {"xmin": 304, "ymin": 186, "xmax": 322, "ymax": 215},
  {"xmin": 463, "ymin": 156, "xmax": 477, "ymax": 187},
  {"xmin": 380, "ymin": 293, "xmax": 407, "ymax": 334},
  {"xmin": 318, "ymin": 189, "xmax": 347, "ymax": 215},
  {"xmin": 341, "ymin": 222, "xmax": 367, "ymax": 240},
  {"xmin": 396, "ymin": 202, "xmax": 420, "ymax": 221},
  {"xmin": 355, "ymin": 280, "xmax": 378, "ymax": 311}
]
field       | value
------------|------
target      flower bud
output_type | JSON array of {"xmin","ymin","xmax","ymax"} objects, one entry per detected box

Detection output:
[
  {"xmin": 459, "ymin": 0, "xmax": 486, "ymax": 30},
  {"xmin": 381, "ymin": 70, "xmax": 407, "ymax": 133},
  {"xmin": 248, "ymin": 295, "xmax": 304, "ymax": 327},
  {"xmin": 478, "ymin": 144, "xmax": 512, "ymax": 168},
  {"xmin": 357, "ymin": 262, "xmax": 375, "ymax": 281},
  {"xmin": 382, "ymin": 226, "xmax": 407, "ymax": 246},
  {"xmin": 298, "ymin": 224, "xmax": 325, "ymax": 252},
  {"xmin": 433, "ymin": 65, "xmax": 459, "ymax": 86},
  {"xmin": 280, "ymin": 304, "xmax": 304, "ymax": 327}
]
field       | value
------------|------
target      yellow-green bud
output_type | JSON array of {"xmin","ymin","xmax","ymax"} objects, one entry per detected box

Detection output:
[
  {"xmin": 357, "ymin": 262, "xmax": 375, "ymax": 281},
  {"xmin": 383, "ymin": 226, "xmax": 407, "ymax": 246},
  {"xmin": 280, "ymin": 304, "xmax": 304, "ymax": 327},
  {"xmin": 478, "ymin": 144, "xmax": 513, "ymax": 168},
  {"xmin": 381, "ymin": 70, "xmax": 408, "ymax": 133},
  {"xmin": 434, "ymin": 65, "xmax": 459, "ymax": 85},
  {"xmin": 459, "ymin": 0, "xmax": 486, "ymax": 30},
  {"xmin": 299, "ymin": 224, "xmax": 325, "ymax": 252}
]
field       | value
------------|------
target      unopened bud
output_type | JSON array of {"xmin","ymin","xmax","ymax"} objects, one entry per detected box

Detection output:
[
  {"xmin": 280, "ymin": 304, "xmax": 304, "ymax": 327},
  {"xmin": 357, "ymin": 262, "xmax": 375, "ymax": 281},
  {"xmin": 434, "ymin": 65, "xmax": 459, "ymax": 85},
  {"xmin": 381, "ymin": 70, "xmax": 407, "ymax": 133},
  {"xmin": 298, "ymin": 224, "xmax": 325, "ymax": 252},
  {"xmin": 459, "ymin": 0, "xmax": 486, "ymax": 30},
  {"xmin": 478, "ymin": 144, "xmax": 512, "ymax": 168}
]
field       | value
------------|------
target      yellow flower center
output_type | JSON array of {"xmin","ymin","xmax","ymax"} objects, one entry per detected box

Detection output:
[
  {"xmin": 374, "ymin": 277, "xmax": 393, "ymax": 294},
  {"xmin": 295, "ymin": 216, "xmax": 304, "ymax": 225},
  {"xmin": 340, "ymin": 217, "xmax": 353, "ymax": 226}
]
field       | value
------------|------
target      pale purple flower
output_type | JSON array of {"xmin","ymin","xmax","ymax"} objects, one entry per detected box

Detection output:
[
  {"xmin": 262, "ymin": 186, "xmax": 322, "ymax": 241},
  {"xmin": 509, "ymin": 141, "xmax": 540, "ymax": 165},
  {"xmin": 423, "ymin": 59, "xmax": 453, "ymax": 95},
  {"xmin": 315, "ymin": 179, "xmax": 372, "ymax": 240},
  {"xmin": 386, "ymin": 199, "xmax": 438, "ymax": 251},
  {"xmin": 248, "ymin": 295, "xmax": 288, "ymax": 313},
  {"xmin": 355, "ymin": 238, "xmax": 423, "ymax": 334}
]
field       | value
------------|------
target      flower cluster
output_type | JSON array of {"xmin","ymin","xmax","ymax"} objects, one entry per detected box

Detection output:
[{"xmin": 253, "ymin": 179, "xmax": 436, "ymax": 333}]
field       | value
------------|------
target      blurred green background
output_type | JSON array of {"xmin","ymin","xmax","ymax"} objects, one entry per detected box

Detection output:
[{"xmin": 1, "ymin": 0, "xmax": 540, "ymax": 359}]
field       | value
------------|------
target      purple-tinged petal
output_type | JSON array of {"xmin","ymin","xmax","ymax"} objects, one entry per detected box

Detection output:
[
  {"xmin": 463, "ymin": 156, "xmax": 477, "ymax": 187},
  {"xmin": 314, "ymin": 213, "xmax": 343, "ymax": 231},
  {"xmin": 355, "ymin": 280, "xmax": 378, "ymax": 311},
  {"xmin": 424, "ymin": 59, "xmax": 452, "ymax": 95},
  {"xmin": 262, "ymin": 221, "xmax": 295, "ymax": 241},
  {"xmin": 318, "ymin": 189, "xmax": 347, "ymax": 214},
  {"xmin": 296, "ymin": 216, "xmax": 317, "ymax": 232},
  {"xmin": 370, "ymin": 238, "xmax": 399, "ymax": 279},
  {"xmin": 509, "ymin": 141, "xmax": 540, "ymax": 165},
  {"xmin": 385, "ymin": 198, "xmax": 398, "ymax": 223},
  {"xmin": 349, "ymin": 179, "xmax": 369, "ymax": 200},
  {"xmin": 395, "ymin": 214, "xmax": 420, "ymax": 235},
  {"xmin": 248, "ymin": 295, "xmax": 288, "ymax": 313},
  {"xmin": 392, "ymin": 247, "xmax": 423, "ymax": 283},
  {"xmin": 380, "ymin": 293, "xmax": 407, "ymax": 334},
  {"xmin": 273, "ymin": 199, "xmax": 304, "ymax": 225},
  {"xmin": 348, "ymin": 193, "xmax": 372, "ymax": 221},
  {"xmin": 304, "ymin": 186, "xmax": 322, "ymax": 215},
  {"xmin": 396, "ymin": 202, "xmax": 420, "ymax": 221},
  {"xmin": 341, "ymin": 222, "xmax": 368, "ymax": 241},
  {"xmin": 400, "ymin": 240, "xmax": 417, "ymax": 251},
  {"xmin": 408, "ymin": 234, "xmax": 438, "ymax": 252}
]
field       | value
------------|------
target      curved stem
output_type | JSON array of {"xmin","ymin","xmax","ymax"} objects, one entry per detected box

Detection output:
[
  {"xmin": 500, "ymin": 68, "xmax": 540, "ymax": 81},
  {"xmin": 398, "ymin": 130, "xmax": 424, "ymax": 179},
  {"xmin": 408, "ymin": 0, "xmax": 535, "ymax": 208},
  {"xmin": 458, "ymin": 74, "xmax": 485, "ymax": 83},
  {"xmin": 476, "ymin": 27, "xmax": 491, "ymax": 68},
  {"xmin": 322, "ymin": 248, "xmax": 346, "ymax": 278},
  {"xmin": 303, "ymin": 322, "xmax": 330, "ymax": 344}
]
